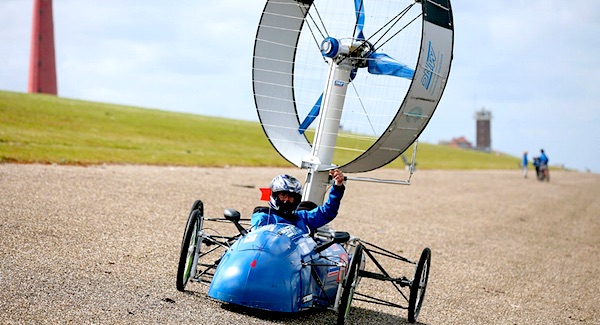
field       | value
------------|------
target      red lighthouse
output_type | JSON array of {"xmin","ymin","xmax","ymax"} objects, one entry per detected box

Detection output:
[{"xmin": 28, "ymin": 0, "xmax": 57, "ymax": 95}]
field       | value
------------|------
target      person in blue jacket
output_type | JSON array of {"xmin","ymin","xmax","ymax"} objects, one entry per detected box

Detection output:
[
  {"xmin": 250, "ymin": 169, "xmax": 345, "ymax": 235},
  {"xmin": 533, "ymin": 149, "xmax": 550, "ymax": 181},
  {"xmin": 539, "ymin": 149, "xmax": 549, "ymax": 166},
  {"xmin": 521, "ymin": 151, "xmax": 529, "ymax": 178}
]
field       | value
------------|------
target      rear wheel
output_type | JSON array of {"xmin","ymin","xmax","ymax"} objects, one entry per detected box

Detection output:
[
  {"xmin": 408, "ymin": 247, "xmax": 431, "ymax": 323},
  {"xmin": 176, "ymin": 201, "xmax": 204, "ymax": 291},
  {"xmin": 538, "ymin": 166, "xmax": 549, "ymax": 181},
  {"xmin": 337, "ymin": 243, "xmax": 364, "ymax": 325}
]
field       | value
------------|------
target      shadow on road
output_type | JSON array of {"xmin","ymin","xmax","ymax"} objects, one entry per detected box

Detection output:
[{"xmin": 219, "ymin": 303, "xmax": 428, "ymax": 324}]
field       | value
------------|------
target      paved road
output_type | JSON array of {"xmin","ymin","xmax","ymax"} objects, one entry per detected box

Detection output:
[{"xmin": 1, "ymin": 164, "xmax": 598, "ymax": 324}]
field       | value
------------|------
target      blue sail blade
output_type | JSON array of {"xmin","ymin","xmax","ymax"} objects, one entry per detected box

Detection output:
[
  {"xmin": 298, "ymin": 94, "xmax": 323, "ymax": 134},
  {"xmin": 354, "ymin": 0, "xmax": 365, "ymax": 40},
  {"xmin": 367, "ymin": 52, "xmax": 415, "ymax": 79},
  {"xmin": 350, "ymin": 68, "xmax": 357, "ymax": 82}
]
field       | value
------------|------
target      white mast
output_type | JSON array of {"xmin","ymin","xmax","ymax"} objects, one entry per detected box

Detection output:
[{"xmin": 302, "ymin": 39, "xmax": 356, "ymax": 204}]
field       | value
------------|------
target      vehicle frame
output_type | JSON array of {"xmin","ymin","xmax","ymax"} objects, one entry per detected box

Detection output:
[{"xmin": 176, "ymin": 199, "xmax": 431, "ymax": 324}]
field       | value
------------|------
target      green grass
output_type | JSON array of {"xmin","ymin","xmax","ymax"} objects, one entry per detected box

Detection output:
[{"xmin": 0, "ymin": 90, "xmax": 522, "ymax": 169}]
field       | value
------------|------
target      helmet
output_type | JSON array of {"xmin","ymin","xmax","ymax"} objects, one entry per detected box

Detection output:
[{"xmin": 268, "ymin": 174, "xmax": 302, "ymax": 214}]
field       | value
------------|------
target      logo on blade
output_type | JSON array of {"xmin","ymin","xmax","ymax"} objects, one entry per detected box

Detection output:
[
  {"xmin": 421, "ymin": 41, "xmax": 437, "ymax": 91},
  {"xmin": 406, "ymin": 107, "xmax": 423, "ymax": 123}
]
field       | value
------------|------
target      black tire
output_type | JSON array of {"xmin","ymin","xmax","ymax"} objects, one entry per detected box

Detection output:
[
  {"xmin": 408, "ymin": 247, "xmax": 431, "ymax": 323},
  {"xmin": 337, "ymin": 243, "xmax": 364, "ymax": 325},
  {"xmin": 176, "ymin": 201, "xmax": 204, "ymax": 292},
  {"xmin": 189, "ymin": 200, "xmax": 203, "ymax": 214}
]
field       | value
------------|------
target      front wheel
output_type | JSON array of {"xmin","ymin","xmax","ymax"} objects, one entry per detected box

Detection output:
[
  {"xmin": 337, "ymin": 243, "xmax": 364, "ymax": 325},
  {"xmin": 408, "ymin": 247, "xmax": 431, "ymax": 323},
  {"xmin": 176, "ymin": 201, "xmax": 204, "ymax": 291}
]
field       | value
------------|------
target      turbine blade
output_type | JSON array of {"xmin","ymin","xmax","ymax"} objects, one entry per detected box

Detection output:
[
  {"xmin": 298, "ymin": 93, "xmax": 323, "ymax": 134},
  {"xmin": 367, "ymin": 52, "xmax": 415, "ymax": 79},
  {"xmin": 354, "ymin": 0, "xmax": 365, "ymax": 40}
]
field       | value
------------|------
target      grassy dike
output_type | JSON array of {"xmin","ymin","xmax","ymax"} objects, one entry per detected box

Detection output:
[{"xmin": 0, "ymin": 90, "xmax": 521, "ymax": 169}]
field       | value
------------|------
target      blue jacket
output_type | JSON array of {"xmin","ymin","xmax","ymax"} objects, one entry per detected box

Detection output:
[{"xmin": 250, "ymin": 185, "xmax": 345, "ymax": 234}]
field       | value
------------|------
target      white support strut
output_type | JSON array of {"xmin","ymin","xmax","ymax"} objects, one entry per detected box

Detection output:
[{"xmin": 302, "ymin": 55, "xmax": 353, "ymax": 205}]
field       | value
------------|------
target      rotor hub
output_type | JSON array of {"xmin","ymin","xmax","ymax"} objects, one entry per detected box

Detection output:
[{"xmin": 320, "ymin": 37, "xmax": 373, "ymax": 68}]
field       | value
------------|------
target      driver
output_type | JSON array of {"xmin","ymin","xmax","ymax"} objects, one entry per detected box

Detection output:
[{"xmin": 250, "ymin": 169, "xmax": 345, "ymax": 235}]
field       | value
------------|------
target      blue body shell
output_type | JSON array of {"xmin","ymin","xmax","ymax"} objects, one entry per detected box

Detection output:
[{"xmin": 208, "ymin": 224, "xmax": 348, "ymax": 312}]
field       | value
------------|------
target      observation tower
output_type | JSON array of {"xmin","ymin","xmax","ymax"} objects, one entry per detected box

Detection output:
[
  {"xmin": 474, "ymin": 108, "xmax": 492, "ymax": 152},
  {"xmin": 28, "ymin": 0, "xmax": 57, "ymax": 95}
]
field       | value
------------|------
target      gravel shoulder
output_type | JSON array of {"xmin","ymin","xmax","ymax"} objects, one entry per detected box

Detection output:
[{"xmin": 1, "ymin": 164, "xmax": 599, "ymax": 324}]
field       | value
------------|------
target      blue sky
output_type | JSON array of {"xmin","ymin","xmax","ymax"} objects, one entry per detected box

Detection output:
[{"xmin": 1, "ymin": 0, "xmax": 599, "ymax": 172}]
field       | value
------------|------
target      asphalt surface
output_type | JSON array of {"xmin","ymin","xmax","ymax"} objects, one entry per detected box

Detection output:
[{"xmin": 1, "ymin": 164, "xmax": 598, "ymax": 324}]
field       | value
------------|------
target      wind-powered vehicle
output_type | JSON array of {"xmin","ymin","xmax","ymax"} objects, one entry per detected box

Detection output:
[{"xmin": 176, "ymin": 0, "xmax": 453, "ymax": 323}]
